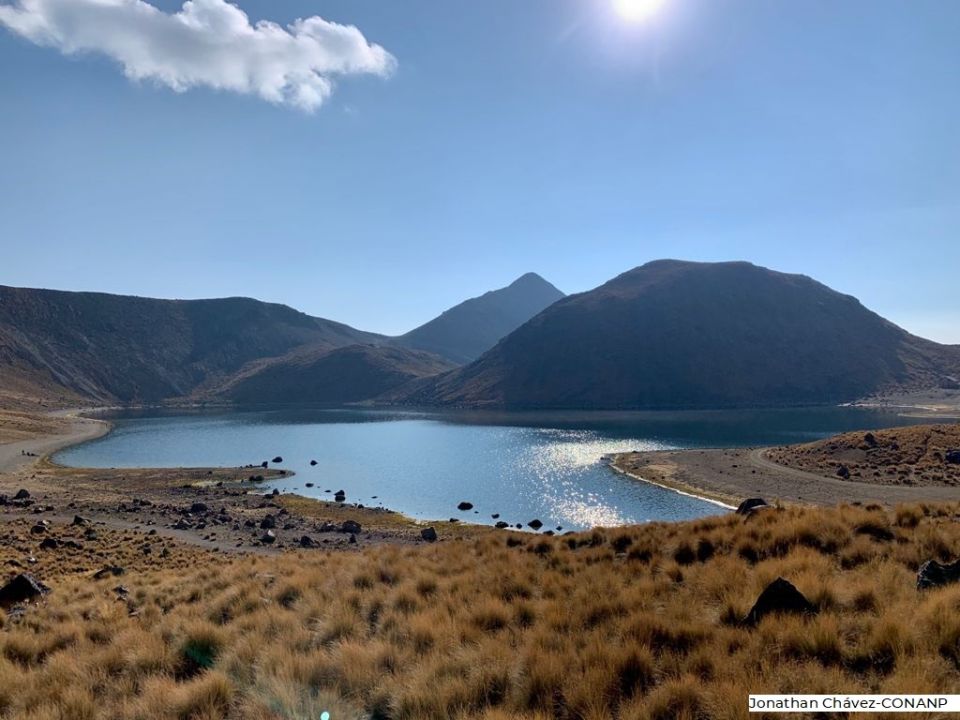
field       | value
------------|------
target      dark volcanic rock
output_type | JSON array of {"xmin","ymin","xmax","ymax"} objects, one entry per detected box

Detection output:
[
  {"xmin": 189, "ymin": 502, "xmax": 209, "ymax": 514},
  {"xmin": 39, "ymin": 537, "xmax": 59, "ymax": 550},
  {"xmin": 71, "ymin": 515, "xmax": 88, "ymax": 526},
  {"xmin": 340, "ymin": 520, "xmax": 362, "ymax": 534},
  {"xmin": 917, "ymin": 558, "xmax": 960, "ymax": 590},
  {"xmin": 420, "ymin": 527, "xmax": 438, "ymax": 542},
  {"xmin": 0, "ymin": 573, "xmax": 50, "ymax": 606},
  {"xmin": 261, "ymin": 530, "xmax": 276, "ymax": 544},
  {"xmin": 93, "ymin": 566, "xmax": 125, "ymax": 580},
  {"xmin": 946, "ymin": 450, "xmax": 960, "ymax": 465},
  {"xmin": 527, "ymin": 519, "xmax": 543, "ymax": 530},
  {"xmin": 310, "ymin": 460, "xmax": 318, "ymax": 466},
  {"xmin": 495, "ymin": 521, "xmax": 509, "ymax": 529},
  {"xmin": 260, "ymin": 515, "xmax": 277, "ymax": 530},
  {"xmin": 836, "ymin": 464, "xmax": 851, "ymax": 479},
  {"xmin": 457, "ymin": 501, "xmax": 474, "ymax": 511},
  {"xmin": 13, "ymin": 489, "xmax": 30, "ymax": 500},
  {"xmin": 299, "ymin": 535, "xmax": 316, "ymax": 548},
  {"xmin": 736, "ymin": 498, "xmax": 770, "ymax": 515},
  {"xmin": 742, "ymin": 577, "xmax": 816, "ymax": 626}
]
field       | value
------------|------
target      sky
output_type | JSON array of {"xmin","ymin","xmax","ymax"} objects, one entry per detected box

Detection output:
[{"xmin": 0, "ymin": 0, "xmax": 958, "ymax": 342}]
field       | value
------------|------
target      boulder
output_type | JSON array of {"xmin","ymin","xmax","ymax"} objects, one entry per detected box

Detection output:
[
  {"xmin": 836, "ymin": 464, "xmax": 851, "ymax": 479},
  {"xmin": 272, "ymin": 456, "xmax": 283, "ymax": 464},
  {"xmin": 261, "ymin": 461, "xmax": 269, "ymax": 469},
  {"xmin": 917, "ymin": 558, "xmax": 960, "ymax": 590},
  {"xmin": 457, "ymin": 501, "xmax": 474, "ymax": 511},
  {"xmin": 310, "ymin": 460, "xmax": 318, "ymax": 466},
  {"xmin": 527, "ymin": 519, "xmax": 543, "ymax": 530},
  {"xmin": 348, "ymin": 533, "xmax": 357, "ymax": 545},
  {"xmin": 946, "ymin": 450, "xmax": 960, "ymax": 465},
  {"xmin": 261, "ymin": 530, "xmax": 276, "ymax": 544},
  {"xmin": 735, "ymin": 498, "xmax": 770, "ymax": 516},
  {"xmin": 299, "ymin": 535, "xmax": 316, "ymax": 548},
  {"xmin": 189, "ymin": 502, "xmax": 208, "ymax": 514},
  {"xmin": 13, "ymin": 489, "xmax": 30, "ymax": 500},
  {"xmin": 260, "ymin": 515, "xmax": 277, "ymax": 530},
  {"xmin": 334, "ymin": 490, "xmax": 346, "ymax": 502},
  {"xmin": 495, "ymin": 521, "xmax": 509, "ymax": 529},
  {"xmin": 340, "ymin": 520, "xmax": 362, "ymax": 534},
  {"xmin": 39, "ymin": 538, "xmax": 59, "ymax": 551},
  {"xmin": 0, "ymin": 573, "xmax": 49, "ymax": 606},
  {"xmin": 420, "ymin": 527, "xmax": 438, "ymax": 542},
  {"xmin": 29, "ymin": 524, "xmax": 47, "ymax": 535},
  {"xmin": 93, "ymin": 566, "xmax": 126, "ymax": 580},
  {"xmin": 71, "ymin": 515, "xmax": 88, "ymax": 526},
  {"xmin": 172, "ymin": 519, "xmax": 191, "ymax": 530},
  {"xmin": 742, "ymin": 577, "xmax": 816, "ymax": 626}
]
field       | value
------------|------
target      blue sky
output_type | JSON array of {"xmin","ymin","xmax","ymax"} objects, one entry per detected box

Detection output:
[{"xmin": 1, "ymin": 0, "xmax": 958, "ymax": 341}]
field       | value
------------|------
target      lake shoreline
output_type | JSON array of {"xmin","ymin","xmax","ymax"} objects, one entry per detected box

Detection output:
[{"xmin": 612, "ymin": 445, "xmax": 960, "ymax": 507}]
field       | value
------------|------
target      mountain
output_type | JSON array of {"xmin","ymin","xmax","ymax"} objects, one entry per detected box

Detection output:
[
  {"xmin": 0, "ymin": 286, "xmax": 381, "ymax": 404},
  {"xmin": 392, "ymin": 260, "xmax": 960, "ymax": 409},
  {"xmin": 210, "ymin": 344, "xmax": 455, "ymax": 404},
  {"xmin": 396, "ymin": 273, "xmax": 564, "ymax": 364}
]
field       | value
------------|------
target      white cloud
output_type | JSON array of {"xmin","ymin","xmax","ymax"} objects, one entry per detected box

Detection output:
[{"xmin": 0, "ymin": 0, "xmax": 396, "ymax": 111}]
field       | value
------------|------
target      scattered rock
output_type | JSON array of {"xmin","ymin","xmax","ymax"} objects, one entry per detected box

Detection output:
[
  {"xmin": 340, "ymin": 520, "xmax": 362, "ymax": 534},
  {"xmin": 189, "ymin": 502, "xmax": 209, "ymax": 514},
  {"xmin": 836, "ymin": 464, "xmax": 850, "ymax": 479},
  {"xmin": 420, "ymin": 527, "xmax": 438, "ymax": 542},
  {"xmin": 349, "ymin": 533, "xmax": 357, "ymax": 545},
  {"xmin": 260, "ymin": 515, "xmax": 277, "ymax": 530},
  {"xmin": 495, "ymin": 521, "xmax": 509, "ymax": 529},
  {"xmin": 172, "ymin": 519, "xmax": 191, "ymax": 530},
  {"xmin": 71, "ymin": 515, "xmax": 88, "ymax": 526},
  {"xmin": 305, "ymin": 482, "xmax": 314, "ymax": 488},
  {"xmin": 917, "ymin": 558, "xmax": 960, "ymax": 590},
  {"xmin": 39, "ymin": 537, "xmax": 59, "ymax": 551},
  {"xmin": 310, "ymin": 460, "xmax": 318, "ymax": 466},
  {"xmin": 946, "ymin": 450, "xmax": 960, "ymax": 465},
  {"xmin": 457, "ymin": 501, "xmax": 474, "ymax": 511},
  {"xmin": 261, "ymin": 461, "xmax": 269, "ymax": 469},
  {"xmin": 13, "ymin": 489, "xmax": 30, "ymax": 500},
  {"xmin": 272, "ymin": 456, "xmax": 283, "ymax": 464},
  {"xmin": 29, "ymin": 524, "xmax": 47, "ymax": 535},
  {"xmin": 261, "ymin": 530, "xmax": 276, "ymax": 544},
  {"xmin": 491, "ymin": 513, "xmax": 500, "ymax": 519},
  {"xmin": 0, "ymin": 573, "xmax": 49, "ymax": 606},
  {"xmin": 299, "ymin": 535, "xmax": 316, "ymax": 548},
  {"xmin": 863, "ymin": 432, "xmax": 877, "ymax": 448},
  {"xmin": 334, "ymin": 490, "xmax": 346, "ymax": 502},
  {"xmin": 742, "ymin": 577, "xmax": 816, "ymax": 626},
  {"xmin": 271, "ymin": 489, "xmax": 280, "ymax": 496},
  {"xmin": 527, "ymin": 519, "xmax": 543, "ymax": 530},
  {"xmin": 736, "ymin": 498, "xmax": 770, "ymax": 516}
]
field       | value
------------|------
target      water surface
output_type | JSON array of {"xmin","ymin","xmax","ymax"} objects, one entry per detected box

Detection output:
[{"xmin": 56, "ymin": 406, "xmax": 927, "ymax": 532}]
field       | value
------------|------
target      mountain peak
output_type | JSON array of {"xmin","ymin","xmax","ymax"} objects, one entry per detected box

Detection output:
[{"xmin": 398, "ymin": 274, "xmax": 565, "ymax": 364}]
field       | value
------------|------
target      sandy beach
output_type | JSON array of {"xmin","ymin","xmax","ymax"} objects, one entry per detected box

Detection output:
[{"xmin": 613, "ymin": 445, "xmax": 960, "ymax": 508}]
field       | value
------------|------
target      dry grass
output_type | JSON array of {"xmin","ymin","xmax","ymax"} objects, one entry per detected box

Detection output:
[{"xmin": 4, "ymin": 502, "xmax": 960, "ymax": 719}]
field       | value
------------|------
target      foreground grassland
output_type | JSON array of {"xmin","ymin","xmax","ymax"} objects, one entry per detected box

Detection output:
[{"xmin": 3, "ymin": 502, "xmax": 960, "ymax": 719}]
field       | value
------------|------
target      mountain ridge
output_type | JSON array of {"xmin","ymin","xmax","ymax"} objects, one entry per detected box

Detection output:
[{"xmin": 389, "ymin": 260, "xmax": 960, "ymax": 410}]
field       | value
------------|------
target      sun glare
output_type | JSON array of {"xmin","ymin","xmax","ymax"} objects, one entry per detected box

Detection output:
[{"xmin": 612, "ymin": 0, "xmax": 668, "ymax": 22}]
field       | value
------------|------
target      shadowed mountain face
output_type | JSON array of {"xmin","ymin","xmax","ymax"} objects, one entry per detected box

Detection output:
[
  {"xmin": 212, "ymin": 344, "xmax": 456, "ymax": 404},
  {"xmin": 393, "ymin": 261, "xmax": 960, "ymax": 410},
  {"xmin": 397, "ymin": 273, "xmax": 565, "ymax": 364},
  {"xmin": 0, "ymin": 286, "xmax": 379, "ymax": 403}
]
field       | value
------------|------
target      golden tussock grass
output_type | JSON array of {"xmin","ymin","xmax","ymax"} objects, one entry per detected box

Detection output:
[{"xmin": 3, "ymin": 502, "xmax": 960, "ymax": 718}]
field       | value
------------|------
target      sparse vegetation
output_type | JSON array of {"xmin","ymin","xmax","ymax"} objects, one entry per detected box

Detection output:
[{"xmin": 4, "ymin": 501, "xmax": 960, "ymax": 718}]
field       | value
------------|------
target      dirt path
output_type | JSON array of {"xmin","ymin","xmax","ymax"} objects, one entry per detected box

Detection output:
[
  {"xmin": 614, "ymin": 446, "xmax": 960, "ymax": 508},
  {"xmin": 0, "ymin": 411, "xmax": 110, "ymax": 474}
]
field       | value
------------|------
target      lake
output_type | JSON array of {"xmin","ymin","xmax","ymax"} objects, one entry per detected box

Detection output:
[{"xmin": 55, "ymin": 406, "xmax": 927, "ymax": 532}]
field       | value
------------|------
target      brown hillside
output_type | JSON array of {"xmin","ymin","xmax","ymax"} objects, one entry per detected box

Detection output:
[{"xmin": 769, "ymin": 423, "xmax": 960, "ymax": 487}]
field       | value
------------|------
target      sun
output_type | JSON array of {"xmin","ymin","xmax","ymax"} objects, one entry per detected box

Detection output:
[{"xmin": 612, "ymin": 0, "xmax": 668, "ymax": 22}]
